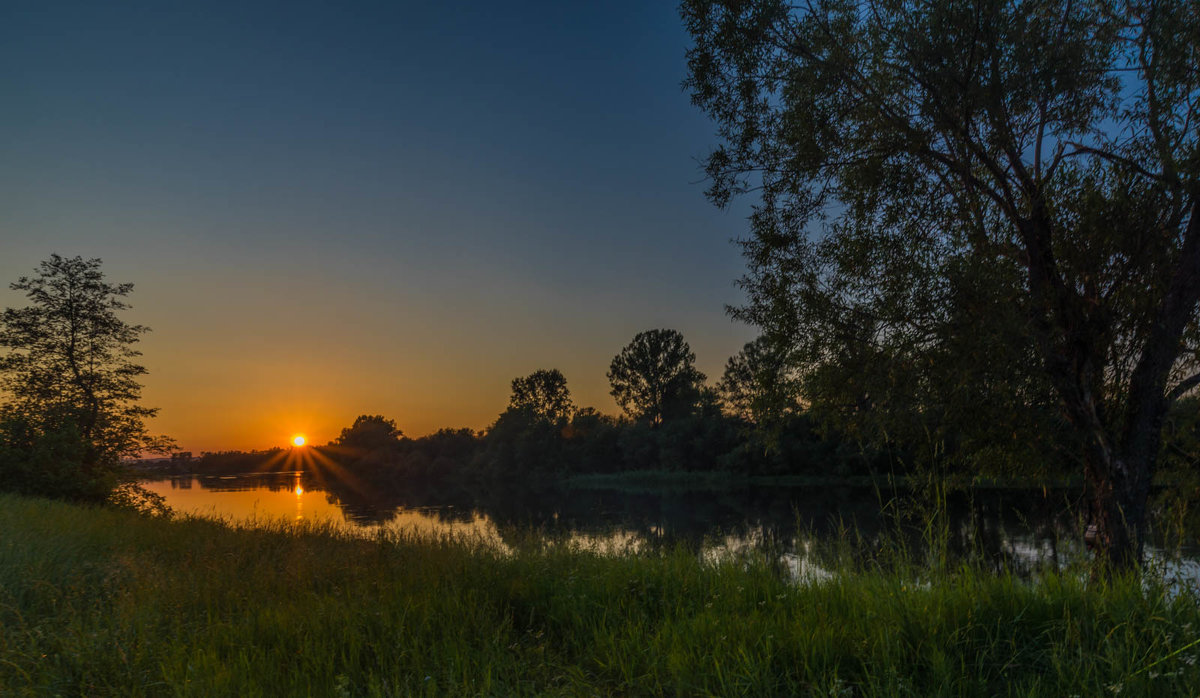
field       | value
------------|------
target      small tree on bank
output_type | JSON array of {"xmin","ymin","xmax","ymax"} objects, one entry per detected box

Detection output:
[
  {"xmin": 508, "ymin": 369, "xmax": 575, "ymax": 424},
  {"xmin": 718, "ymin": 337, "xmax": 802, "ymax": 426},
  {"xmin": 0, "ymin": 255, "xmax": 172, "ymax": 500},
  {"xmin": 608, "ymin": 329, "xmax": 707, "ymax": 426},
  {"xmin": 335, "ymin": 414, "xmax": 404, "ymax": 453}
]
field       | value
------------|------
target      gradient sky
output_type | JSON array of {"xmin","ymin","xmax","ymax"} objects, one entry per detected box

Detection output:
[{"xmin": 0, "ymin": 1, "xmax": 758, "ymax": 452}]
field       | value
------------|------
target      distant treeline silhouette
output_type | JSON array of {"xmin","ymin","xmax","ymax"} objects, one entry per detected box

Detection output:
[
  {"xmin": 152, "ymin": 327, "xmax": 1198, "ymax": 507},
  {"xmin": 159, "ymin": 329, "xmax": 949, "ymax": 483},
  {"xmin": 158, "ymin": 404, "xmax": 881, "ymax": 483}
]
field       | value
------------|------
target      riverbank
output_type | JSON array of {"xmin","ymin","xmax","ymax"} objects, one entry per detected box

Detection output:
[
  {"xmin": 3, "ymin": 494, "xmax": 1199, "ymax": 696},
  {"xmin": 561, "ymin": 469, "xmax": 1087, "ymax": 493}
]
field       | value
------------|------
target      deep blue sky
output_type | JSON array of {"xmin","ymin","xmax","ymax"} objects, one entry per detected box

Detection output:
[{"xmin": 0, "ymin": 0, "xmax": 757, "ymax": 450}]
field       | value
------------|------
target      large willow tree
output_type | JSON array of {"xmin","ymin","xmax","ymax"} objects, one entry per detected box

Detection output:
[{"xmin": 683, "ymin": 0, "xmax": 1200, "ymax": 567}]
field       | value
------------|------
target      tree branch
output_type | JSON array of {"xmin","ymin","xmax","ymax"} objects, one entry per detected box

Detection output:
[
  {"xmin": 1168, "ymin": 372, "xmax": 1200, "ymax": 402},
  {"xmin": 1123, "ymin": 198, "xmax": 1200, "ymax": 446},
  {"xmin": 1064, "ymin": 142, "xmax": 1169, "ymax": 184}
]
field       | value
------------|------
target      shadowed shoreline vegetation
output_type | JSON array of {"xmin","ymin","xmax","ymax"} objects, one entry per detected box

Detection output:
[
  {"xmin": 145, "ymin": 393, "xmax": 1198, "ymax": 531},
  {"xmin": 4, "ymin": 493, "xmax": 1200, "ymax": 696},
  {"xmin": 4, "ymin": 256, "xmax": 1197, "ymax": 570}
]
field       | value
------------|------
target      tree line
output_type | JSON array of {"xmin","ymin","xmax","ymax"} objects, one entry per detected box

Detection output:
[
  {"xmin": 170, "ymin": 329, "xmax": 884, "ymax": 483},
  {"xmin": 0, "ymin": 256, "xmax": 1192, "ymax": 513}
]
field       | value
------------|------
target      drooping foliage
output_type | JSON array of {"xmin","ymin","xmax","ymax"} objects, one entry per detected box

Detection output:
[{"xmin": 683, "ymin": 0, "xmax": 1200, "ymax": 565}]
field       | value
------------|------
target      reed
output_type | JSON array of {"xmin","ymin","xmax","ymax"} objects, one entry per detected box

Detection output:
[{"xmin": 2, "ymin": 493, "xmax": 1199, "ymax": 696}]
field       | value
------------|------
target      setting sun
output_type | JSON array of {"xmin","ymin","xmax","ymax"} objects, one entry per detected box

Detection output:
[{"xmin": 292, "ymin": 435, "xmax": 306, "ymax": 447}]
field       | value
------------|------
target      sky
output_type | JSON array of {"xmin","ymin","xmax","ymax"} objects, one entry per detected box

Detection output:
[{"xmin": 0, "ymin": 0, "xmax": 758, "ymax": 453}]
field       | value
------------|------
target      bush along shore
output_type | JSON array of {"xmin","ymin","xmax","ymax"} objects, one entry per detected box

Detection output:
[{"xmin": 3, "ymin": 494, "xmax": 1200, "ymax": 696}]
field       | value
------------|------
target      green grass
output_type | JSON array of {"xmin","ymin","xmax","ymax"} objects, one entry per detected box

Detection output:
[{"xmin": 3, "ymin": 494, "xmax": 1200, "ymax": 696}]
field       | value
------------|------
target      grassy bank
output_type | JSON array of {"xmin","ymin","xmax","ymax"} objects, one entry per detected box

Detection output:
[{"xmin": 3, "ymin": 494, "xmax": 1200, "ymax": 696}]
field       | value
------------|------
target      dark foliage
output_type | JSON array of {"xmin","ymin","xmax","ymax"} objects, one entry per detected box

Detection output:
[
  {"xmin": 608, "ymin": 329, "xmax": 707, "ymax": 426},
  {"xmin": 682, "ymin": 0, "xmax": 1200, "ymax": 566},
  {"xmin": 508, "ymin": 369, "xmax": 575, "ymax": 424},
  {"xmin": 0, "ymin": 255, "xmax": 171, "ymax": 502}
]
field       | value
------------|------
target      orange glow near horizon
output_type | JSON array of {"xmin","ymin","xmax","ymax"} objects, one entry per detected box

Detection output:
[{"xmin": 128, "ymin": 309, "xmax": 757, "ymax": 454}]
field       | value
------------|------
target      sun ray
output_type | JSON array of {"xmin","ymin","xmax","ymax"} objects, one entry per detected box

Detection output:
[
  {"xmin": 306, "ymin": 447, "xmax": 371, "ymax": 496},
  {"xmin": 255, "ymin": 448, "xmax": 290, "ymax": 474}
]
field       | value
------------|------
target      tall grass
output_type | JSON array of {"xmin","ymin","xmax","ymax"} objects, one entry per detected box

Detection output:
[{"xmin": 2, "ymin": 493, "xmax": 1200, "ymax": 696}]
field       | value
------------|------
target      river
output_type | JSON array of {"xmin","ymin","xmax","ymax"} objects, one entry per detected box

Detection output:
[{"xmin": 141, "ymin": 471, "xmax": 1200, "ymax": 584}]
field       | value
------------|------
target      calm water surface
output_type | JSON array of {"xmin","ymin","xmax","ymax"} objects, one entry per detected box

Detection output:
[{"xmin": 141, "ymin": 472, "xmax": 1200, "ymax": 583}]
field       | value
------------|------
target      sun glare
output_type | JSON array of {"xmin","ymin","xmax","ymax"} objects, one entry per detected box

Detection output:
[{"xmin": 292, "ymin": 435, "xmax": 306, "ymax": 447}]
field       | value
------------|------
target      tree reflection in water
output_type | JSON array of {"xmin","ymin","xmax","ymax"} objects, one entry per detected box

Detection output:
[{"xmin": 138, "ymin": 469, "xmax": 1181, "ymax": 582}]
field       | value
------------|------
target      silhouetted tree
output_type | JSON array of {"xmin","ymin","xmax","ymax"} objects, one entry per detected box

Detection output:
[
  {"xmin": 335, "ymin": 414, "xmax": 404, "ymax": 453},
  {"xmin": 481, "ymin": 373, "xmax": 574, "ymax": 478},
  {"xmin": 608, "ymin": 329, "xmax": 707, "ymax": 426},
  {"xmin": 718, "ymin": 337, "xmax": 801, "ymax": 426},
  {"xmin": 508, "ymin": 369, "xmax": 575, "ymax": 423},
  {"xmin": 794, "ymin": 259, "xmax": 1072, "ymax": 481},
  {"xmin": 684, "ymin": 0, "xmax": 1200, "ymax": 567},
  {"xmin": 0, "ymin": 255, "xmax": 171, "ymax": 501}
]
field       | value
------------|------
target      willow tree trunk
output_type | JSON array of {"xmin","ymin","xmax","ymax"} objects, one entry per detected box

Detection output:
[
  {"xmin": 1025, "ymin": 202, "xmax": 1200, "ymax": 571},
  {"xmin": 1061, "ymin": 375, "xmax": 1167, "ymax": 570},
  {"xmin": 1084, "ymin": 446, "xmax": 1155, "ymax": 569}
]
